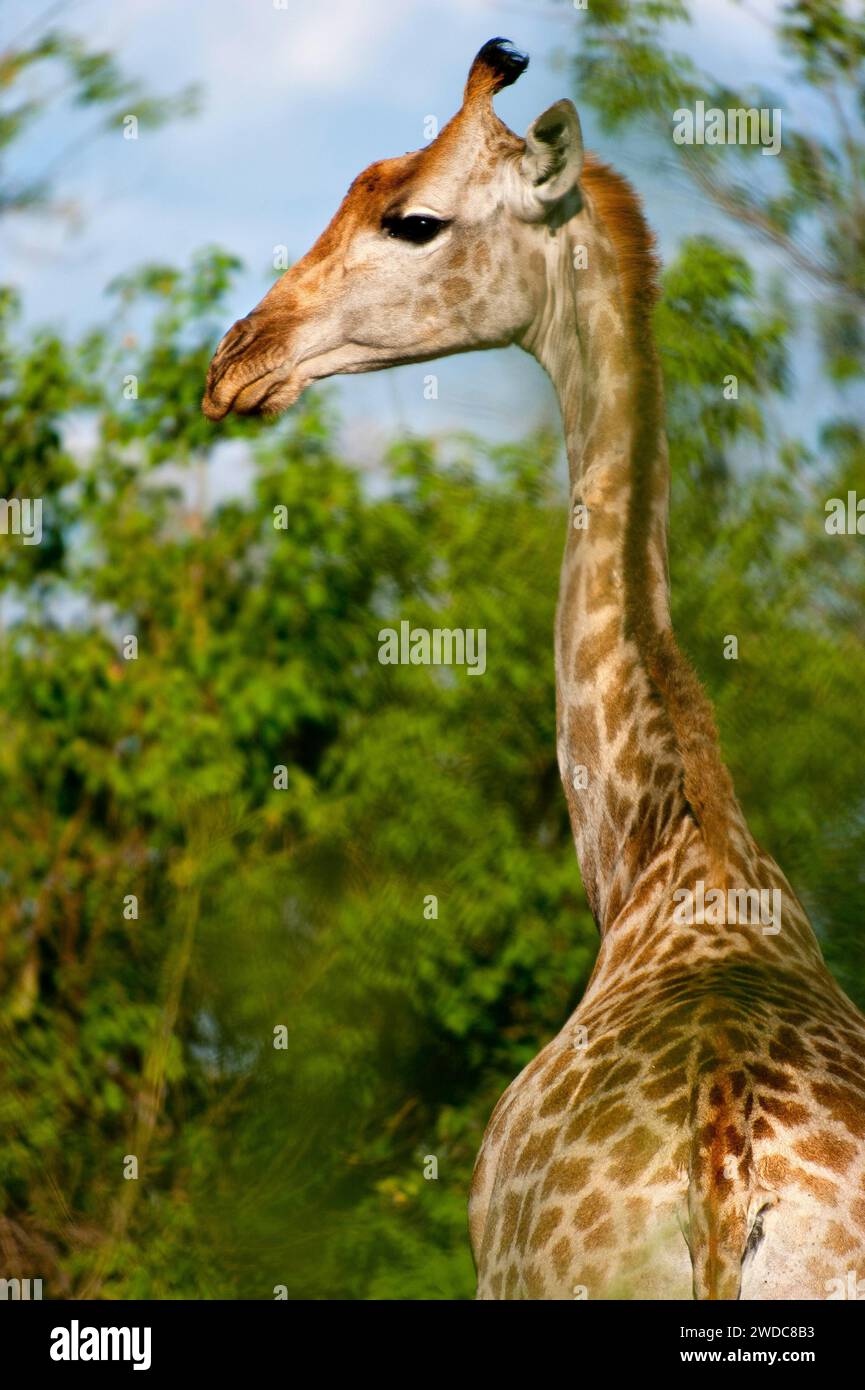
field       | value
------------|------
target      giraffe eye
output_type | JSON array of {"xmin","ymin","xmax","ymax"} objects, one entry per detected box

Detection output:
[{"xmin": 382, "ymin": 214, "xmax": 449, "ymax": 245}]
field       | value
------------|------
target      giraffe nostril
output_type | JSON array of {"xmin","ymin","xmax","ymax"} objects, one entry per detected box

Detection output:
[
  {"xmin": 216, "ymin": 316, "xmax": 254, "ymax": 364},
  {"xmin": 202, "ymin": 317, "xmax": 260, "ymax": 416}
]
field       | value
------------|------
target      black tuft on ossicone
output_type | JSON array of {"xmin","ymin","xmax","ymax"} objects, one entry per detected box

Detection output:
[{"xmin": 471, "ymin": 37, "xmax": 529, "ymax": 93}]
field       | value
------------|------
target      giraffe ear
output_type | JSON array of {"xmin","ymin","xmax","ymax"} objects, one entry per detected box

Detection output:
[{"xmin": 518, "ymin": 100, "xmax": 584, "ymax": 214}]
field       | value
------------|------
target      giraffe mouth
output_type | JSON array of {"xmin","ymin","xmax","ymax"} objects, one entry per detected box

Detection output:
[
  {"xmin": 202, "ymin": 366, "xmax": 308, "ymax": 421},
  {"xmin": 233, "ymin": 372, "xmax": 307, "ymax": 418},
  {"xmin": 203, "ymin": 342, "xmax": 440, "ymax": 421}
]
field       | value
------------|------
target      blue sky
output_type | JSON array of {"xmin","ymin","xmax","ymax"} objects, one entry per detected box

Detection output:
[{"xmin": 2, "ymin": 0, "xmax": 833, "ymax": 468}]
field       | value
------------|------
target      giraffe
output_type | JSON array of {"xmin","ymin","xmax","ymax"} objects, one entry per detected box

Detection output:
[{"xmin": 202, "ymin": 39, "xmax": 865, "ymax": 1300}]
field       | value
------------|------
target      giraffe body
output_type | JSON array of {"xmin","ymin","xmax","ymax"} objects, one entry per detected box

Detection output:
[
  {"xmin": 470, "ymin": 819, "xmax": 865, "ymax": 1299},
  {"xmin": 203, "ymin": 39, "xmax": 865, "ymax": 1299}
]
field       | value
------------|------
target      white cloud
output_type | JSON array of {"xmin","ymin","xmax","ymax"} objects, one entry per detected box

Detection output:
[{"xmin": 199, "ymin": 0, "xmax": 410, "ymax": 102}]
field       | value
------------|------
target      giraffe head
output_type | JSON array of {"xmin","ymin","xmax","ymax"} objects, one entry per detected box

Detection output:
[{"xmin": 202, "ymin": 39, "xmax": 585, "ymax": 420}]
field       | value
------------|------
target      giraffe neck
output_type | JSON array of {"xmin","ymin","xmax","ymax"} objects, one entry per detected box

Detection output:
[{"xmin": 524, "ymin": 186, "xmax": 739, "ymax": 933}]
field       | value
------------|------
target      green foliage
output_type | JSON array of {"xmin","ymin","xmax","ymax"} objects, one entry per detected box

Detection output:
[
  {"xmin": 567, "ymin": 0, "xmax": 865, "ymax": 320},
  {"xmin": 1, "ymin": 234, "xmax": 863, "ymax": 1297}
]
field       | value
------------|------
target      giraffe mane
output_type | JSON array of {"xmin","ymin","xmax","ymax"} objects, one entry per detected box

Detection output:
[
  {"xmin": 583, "ymin": 154, "xmax": 737, "ymax": 871},
  {"xmin": 581, "ymin": 154, "xmax": 661, "ymax": 329}
]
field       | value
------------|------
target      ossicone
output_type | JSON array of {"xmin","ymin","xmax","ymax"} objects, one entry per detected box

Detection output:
[{"xmin": 464, "ymin": 37, "xmax": 529, "ymax": 104}]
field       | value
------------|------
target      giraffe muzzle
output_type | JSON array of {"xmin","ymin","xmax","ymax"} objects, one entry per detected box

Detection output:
[
  {"xmin": 202, "ymin": 312, "xmax": 305, "ymax": 420},
  {"xmin": 202, "ymin": 316, "xmax": 261, "ymax": 419}
]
